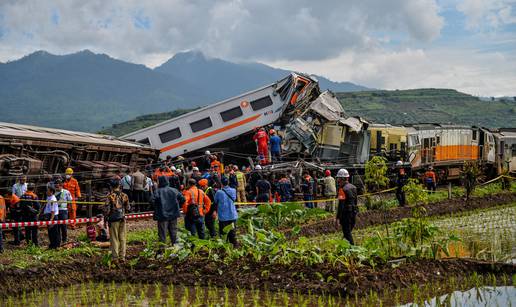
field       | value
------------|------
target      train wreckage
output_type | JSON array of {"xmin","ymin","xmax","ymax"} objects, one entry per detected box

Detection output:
[{"xmin": 123, "ymin": 73, "xmax": 370, "ymax": 168}]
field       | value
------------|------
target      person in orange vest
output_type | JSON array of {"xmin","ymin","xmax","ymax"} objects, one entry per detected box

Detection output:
[
  {"xmin": 253, "ymin": 128, "xmax": 269, "ymax": 165},
  {"xmin": 0, "ymin": 195, "xmax": 6, "ymax": 253},
  {"xmin": 210, "ymin": 155, "xmax": 222, "ymax": 175},
  {"xmin": 182, "ymin": 179, "xmax": 211, "ymax": 239},
  {"xmin": 9, "ymin": 193, "xmax": 23, "ymax": 245},
  {"xmin": 63, "ymin": 168, "xmax": 81, "ymax": 229},
  {"xmin": 424, "ymin": 166, "xmax": 437, "ymax": 193}
]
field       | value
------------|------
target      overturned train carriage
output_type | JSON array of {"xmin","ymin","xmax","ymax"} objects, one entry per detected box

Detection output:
[
  {"xmin": 122, "ymin": 73, "xmax": 371, "ymax": 171},
  {"xmin": 0, "ymin": 122, "xmax": 158, "ymax": 193}
]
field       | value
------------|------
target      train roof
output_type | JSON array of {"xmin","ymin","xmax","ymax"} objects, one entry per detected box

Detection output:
[
  {"xmin": 122, "ymin": 72, "xmax": 317, "ymax": 138},
  {"xmin": 0, "ymin": 121, "xmax": 151, "ymax": 149},
  {"xmin": 406, "ymin": 123, "xmax": 473, "ymax": 130}
]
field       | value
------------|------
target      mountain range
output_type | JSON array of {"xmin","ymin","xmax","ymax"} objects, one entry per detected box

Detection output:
[{"xmin": 0, "ymin": 50, "xmax": 368, "ymax": 132}]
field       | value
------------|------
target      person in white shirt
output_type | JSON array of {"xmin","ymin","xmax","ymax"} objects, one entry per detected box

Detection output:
[
  {"xmin": 121, "ymin": 170, "xmax": 133, "ymax": 202},
  {"xmin": 43, "ymin": 186, "xmax": 60, "ymax": 249},
  {"xmin": 143, "ymin": 174, "xmax": 154, "ymax": 210},
  {"xmin": 54, "ymin": 180, "xmax": 72, "ymax": 244},
  {"xmin": 12, "ymin": 176, "xmax": 28, "ymax": 197}
]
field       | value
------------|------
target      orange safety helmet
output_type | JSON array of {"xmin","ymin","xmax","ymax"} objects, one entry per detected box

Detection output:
[{"xmin": 198, "ymin": 179, "xmax": 209, "ymax": 187}]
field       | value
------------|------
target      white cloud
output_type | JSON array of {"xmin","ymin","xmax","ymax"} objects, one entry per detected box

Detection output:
[
  {"xmin": 266, "ymin": 47, "xmax": 516, "ymax": 96},
  {"xmin": 457, "ymin": 0, "xmax": 516, "ymax": 29},
  {"xmin": 0, "ymin": 0, "xmax": 444, "ymax": 63}
]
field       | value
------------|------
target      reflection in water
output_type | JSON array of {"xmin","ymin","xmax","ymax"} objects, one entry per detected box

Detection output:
[{"xmin": 403, "ymin": 286, "xmax": 516, "ymax": 307}]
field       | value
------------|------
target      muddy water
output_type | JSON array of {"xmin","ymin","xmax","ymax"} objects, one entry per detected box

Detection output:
[
  {"xmin": 1, "ymin": 282, "xmax": 345, "ymax": 306},
  {"xmin": 403, "ymin": 286, "xmax": 516, "ymax": 306}
]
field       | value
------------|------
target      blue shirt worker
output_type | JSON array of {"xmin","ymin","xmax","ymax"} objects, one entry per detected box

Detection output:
[
  {"xmin": 269, "ymin": 130, "xmax": 282, "ymax": 163},
  {"xmin": 214, "ymin": 176, "xmax": 238, "ymax": 246}
]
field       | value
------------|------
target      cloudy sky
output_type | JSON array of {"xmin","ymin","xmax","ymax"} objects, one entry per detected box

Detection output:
[{"xmin": 0, "ymin": 0, "xmax": 515, "ymax": 96}]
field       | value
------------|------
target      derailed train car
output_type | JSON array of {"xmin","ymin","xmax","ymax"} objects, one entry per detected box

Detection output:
[{"xmin": 0, "ymin": 122, "xmax": 158, "ymax": 194}]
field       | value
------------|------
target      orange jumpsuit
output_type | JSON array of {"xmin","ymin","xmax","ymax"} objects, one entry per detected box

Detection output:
[
  {"xmin": 63, "ymin": 177, "xmax": 81, "ymax": 227},
  {"xmin": 253, "ymin": 130, "xmax": 269, "ymax": 164}
]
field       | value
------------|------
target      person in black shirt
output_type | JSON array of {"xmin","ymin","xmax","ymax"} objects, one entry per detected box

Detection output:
[{"xmin": 255, "ymin": 175, "xmax": 271, "ymax": 205}]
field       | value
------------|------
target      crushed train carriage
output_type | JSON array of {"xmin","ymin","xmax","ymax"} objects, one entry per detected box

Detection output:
[{"xmin": 122, "ymin": 73, "xmax": 371, "ymax": 169}]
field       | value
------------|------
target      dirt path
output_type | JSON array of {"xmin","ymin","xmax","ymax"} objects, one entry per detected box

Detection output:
[{"xmin": 287, "ymin": 192, "xmax": 516, "ymax": 238}]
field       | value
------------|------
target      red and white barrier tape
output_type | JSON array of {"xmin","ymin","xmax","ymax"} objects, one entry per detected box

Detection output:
[{"xmin": 0, "ymin": 212, "xmax": 154, "ymax": 229}]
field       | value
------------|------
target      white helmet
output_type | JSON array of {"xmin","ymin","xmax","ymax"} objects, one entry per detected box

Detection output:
[
  {"xmin": 255, "ymin": 165, "xmax": 262, "ymax": 170},
  {"xmin": 170, "ymin": 166, "xmax": 177, "ymax": 171},
  {"xmin": 192, "ymin": 167, "xmax": 199, "ymax": 171},
  {"xmin": 205, "ymin": 150, "xmax": 211, "ymax": 155},
  {"xmin": 336, "ymin": 168, "xmax": 350, "ymax": 178},
  {"xmin": 396, "ymin": 160, "xmax": 403, "ymax": 166}
]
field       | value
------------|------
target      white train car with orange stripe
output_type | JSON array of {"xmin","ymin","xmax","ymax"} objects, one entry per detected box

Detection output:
[{"xmin": 122, "ymin": 73, "xmax": 319, "ymax": 159}]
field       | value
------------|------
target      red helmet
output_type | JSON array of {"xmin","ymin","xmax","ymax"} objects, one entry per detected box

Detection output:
[
  {"xmin": 269, "ymin": 129, "xmax": 276, "ymax": 135},
  {"xmin": 325, "ymin": 170, "xmax": 331, "ymax": 176}
]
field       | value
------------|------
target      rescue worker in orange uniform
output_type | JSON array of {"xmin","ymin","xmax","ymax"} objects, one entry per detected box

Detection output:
[
  {"xmin": 210, "ymin": 155, "xmax": 222, "ymax": 175},
  {"xmin": 63, "ymin": 168, "xmax": 81, "ymax": 229},
  {"xmin": 253, "ymin": 127, "xmax": 269, "ymax": 165},
  {"xmin": 424, "ymin": 166, "xmax": 437, "ymax": 193},
  {"xmin": 182, "ymin": 179, "xmax": 211, "ymax": 239}
]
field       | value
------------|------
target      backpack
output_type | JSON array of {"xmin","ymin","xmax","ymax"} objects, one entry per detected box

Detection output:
[
  {"xmin": 187, "ymin": 190, "xmax": 202, "ymax": 219},
  {"xmin": 108, "ymin": 192, "xmax": 125, "ymax": 222}
]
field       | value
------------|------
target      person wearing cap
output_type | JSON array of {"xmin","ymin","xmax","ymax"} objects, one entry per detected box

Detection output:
[
  {"xmin": 235, "ymin": 166, "xmax": 247, "ymax": 203},
  {"xmin": 215, "ymin": 176, "xmax": 238, "ymax": 246},
  {"xmin": 396, "ymin": 162, "xmax": 408, "ymax": 206},
  {"xmin": 198, "ymin": 178, "xmax": 217, "ymax": 238},
  {"xmin": 253, "ymin": 127, "xmax": 269, "ymax": 165},
  {"xmin": 269, "ymin": 129, "xmax": 282, "ymax": 163},
  {"xmin": 300, "ymin": 172, "xmax": 315, "ymax": 209},
  {"xmin": 191, "ymin": 167, "xmax": 202, "ymax": 184},
  {"xmin": 335, "ymin": 169, "xmax": 358, "ymax": 245},
  {"xmin": 12, "ymin": 175, "xmax": 27, "ymax": 197},
  {"xmin": 210, "ymin": 155, "xmax": 222, "ymax": 175},
  {"xmin": 63, "ymin": 167, "xmax": 81, "ymax": 229},
  {"xmin": 182, "ymin": 178, "xmax": 211, "ymax": 239},
  {"xmin": 54, "ymin": 179, "xmax": 73, "ymax": 244},
  {"xmin": 323, "ymin": 170, "xmax": 337, "ymax": 212},
  {"xmin": 8, "ymin": 193, "xmax": 23, "ymax": 246},
  {"xmin": 151, "ymin": 176, "xmax": 185, "ymax": 246},
  {"xmin": 424, "ymin": 166, "xmax": 437, "ymax": 193},
  {"xmin": 19, "ymin": 183, "xmax": 40, "ymax": 246},
  {"xmin": 104, "ymin": 179, "xmax": 130, "ymax": 261}
]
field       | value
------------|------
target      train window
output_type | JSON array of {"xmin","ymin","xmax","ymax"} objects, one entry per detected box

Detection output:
[
  {"xmin": 436, "ymin": 136, "xmax": 440, "ymax": 144},
  {"xmin": 220, "ymin": 106, "xmax": 243, "ymax": 122},
  {"xmin": 159, "ymin": 128, "xmax": 182, "ymax": 143},
  {"xmin": 400, "ymin": 142, "xmax": 406, "ymax": 151},
  {"xmin": 472, "ymin": 130, "xmax": 478, "ymax": 140},
  {"xmin": 137, "ymin": 138, "xmax": 151, "ymax": 145},
  {"xmin": 250, "ymin": 96, "xmax": 273, "ymax": 111},
  {"xmin": 512, "ymin": 144, "xmax": 516, "ymax": 157},
  {"xmin": 190, "ymin": 117, "xmax": 213, "ymax": 133}
]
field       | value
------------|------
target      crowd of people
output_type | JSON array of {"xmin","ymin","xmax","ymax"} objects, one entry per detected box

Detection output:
[{"xmin": 0, "ymin": 126, "xmax": 436, "ymax": 260}]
